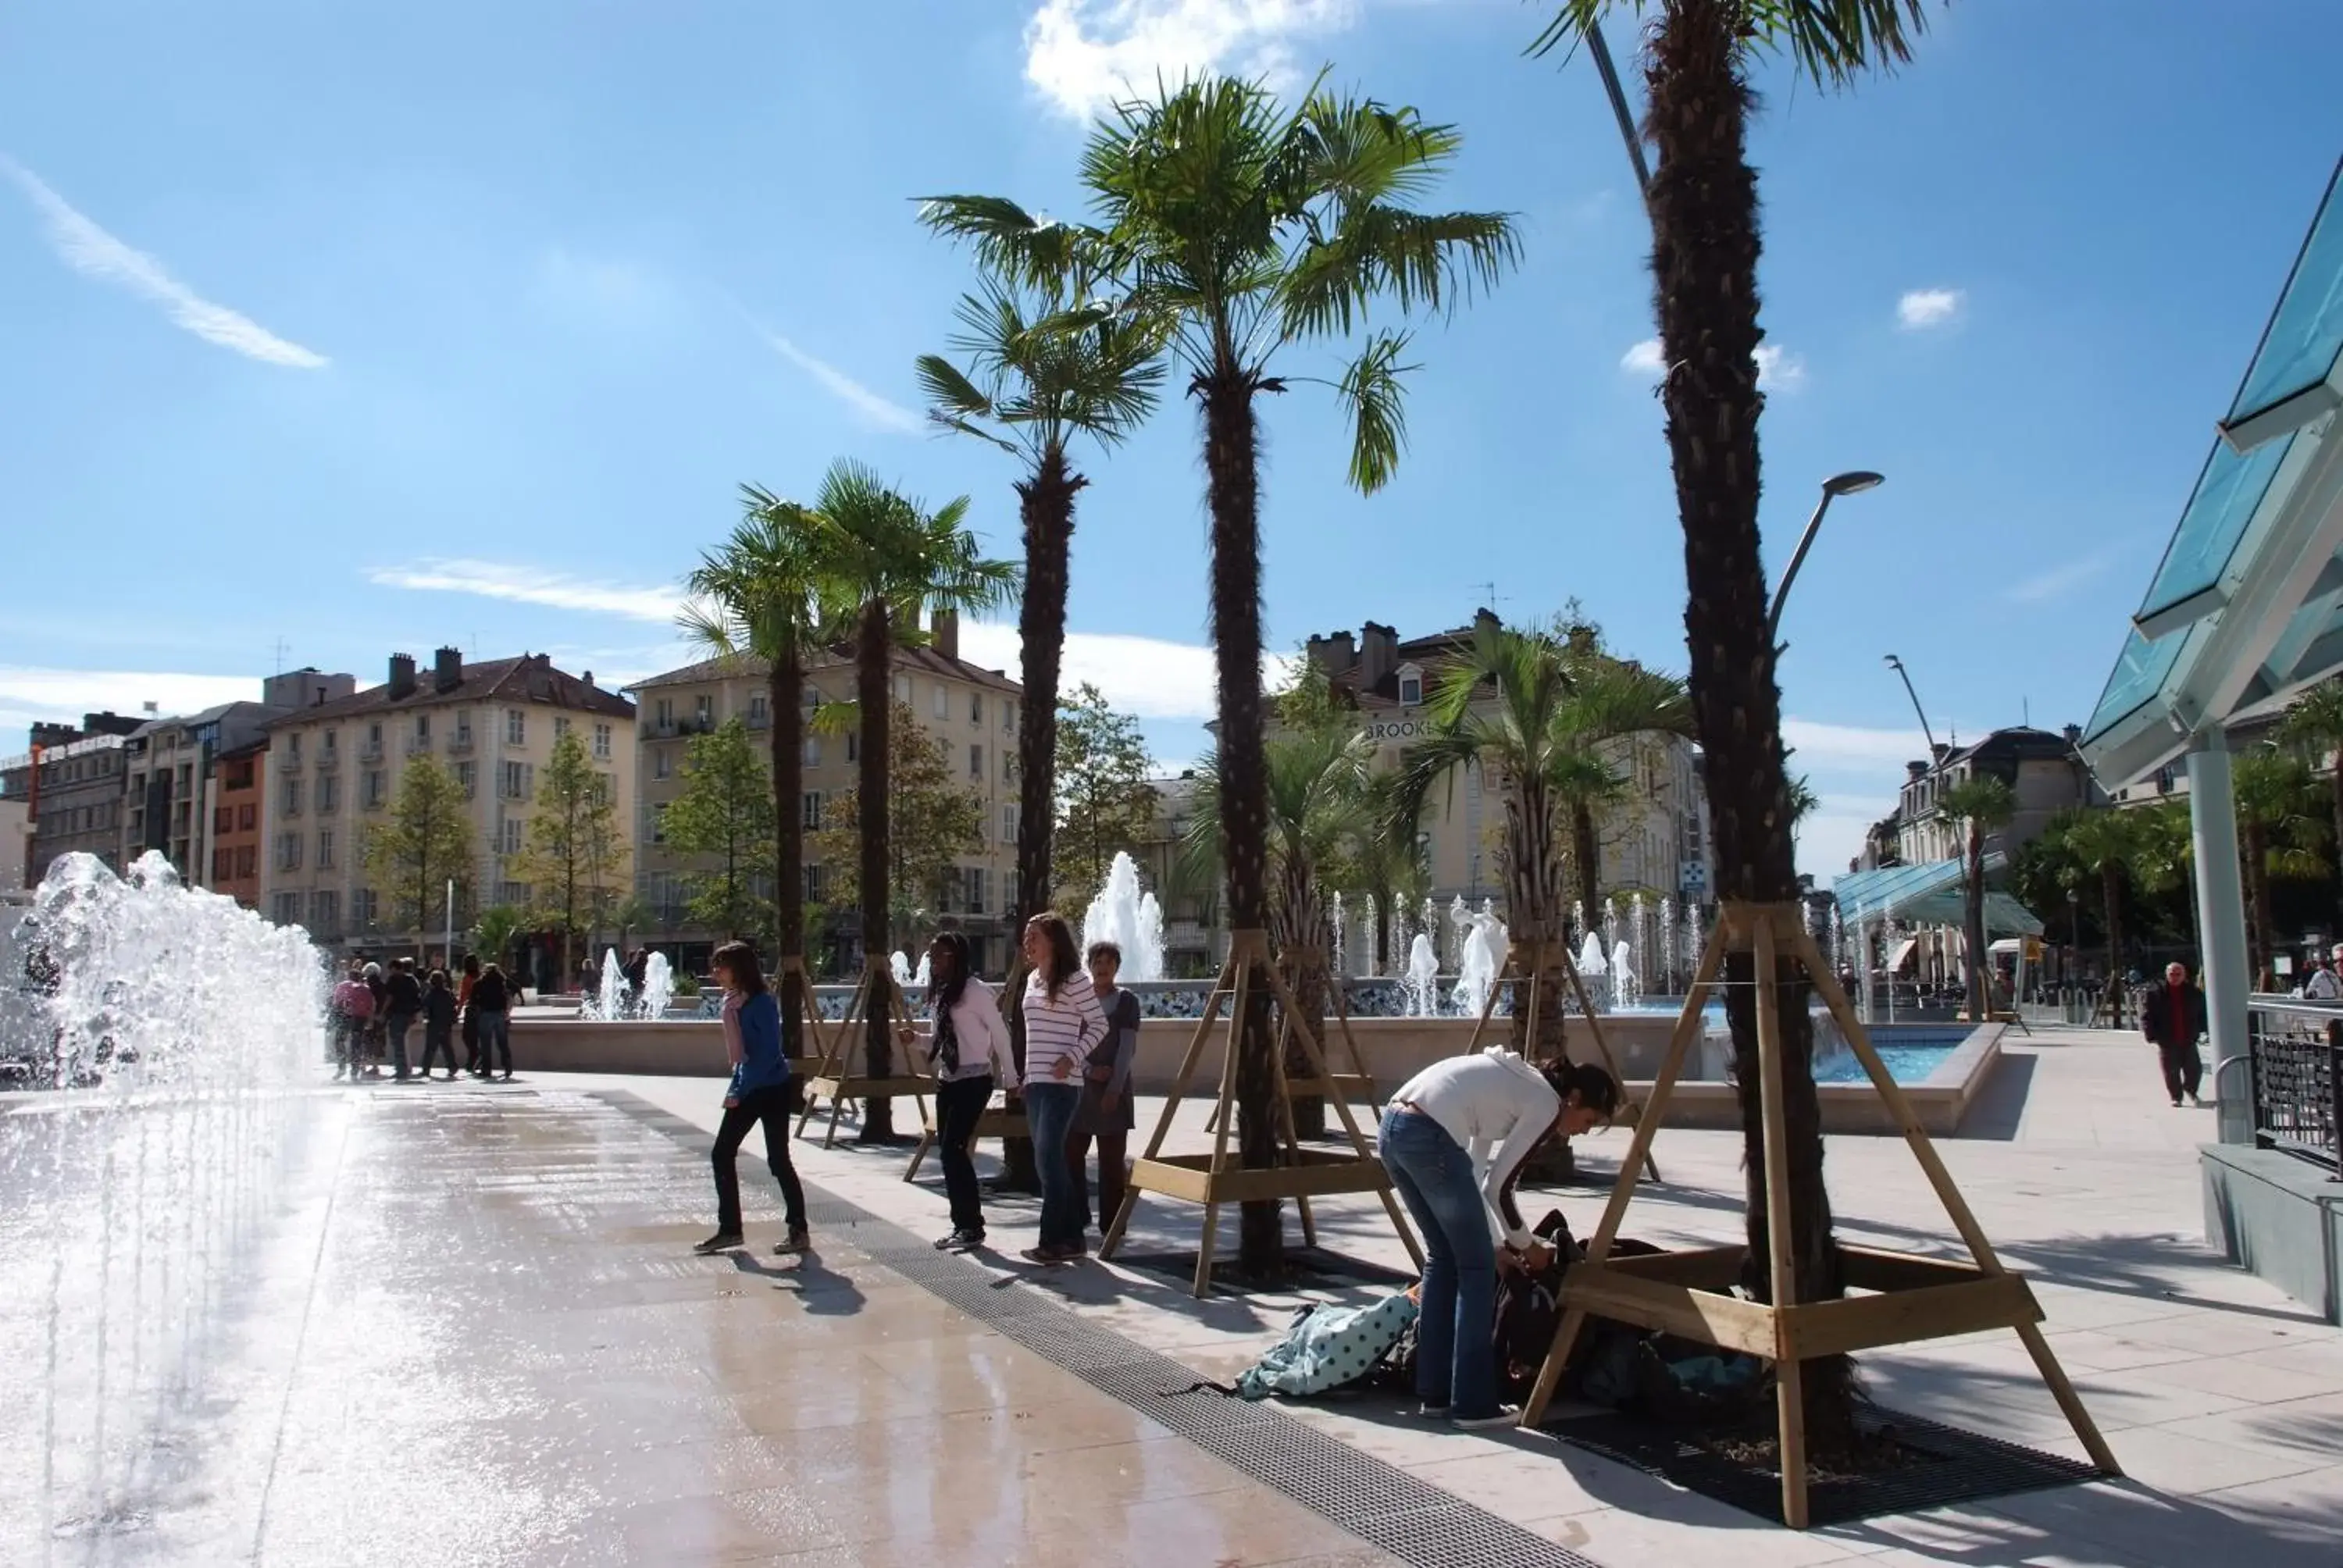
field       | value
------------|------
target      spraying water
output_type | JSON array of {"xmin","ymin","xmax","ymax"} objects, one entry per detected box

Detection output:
[
  {"xmin": 640, "ymin": 951, "xmax": 676, "ymax": 1018},
  {"xmin": 1577, "ymin": 932, "xmax": 1609, "ymax": 1013},
  {"xmin": 890, "ymin": 950, "xmax": 913, "ymax": 987},
  {"xmin": 1329, "ymin": 890, "xmax": 1346, "ymax": 978},
  {"xmin": 580, "ymin": 947, "xmax": 628, "ymax": 1021},
  {"xmin": 1450, "ymin": 907, "xmax": 1509, "ymax": 1019},
  {"xmin": 1611, "ymin": 939, "xmax": 1640, "ymax": 1010},
  {"xmin": 0, "ymin": 851, "xmax": 326, "ymax": 1542},
  {"xmin": 1080, "ymin": 851, "xmax": 1164, "ymax": 982},
  {"xmin": 1403, "ymin": 932, "xmax": 1441, "ymax": 1017}
]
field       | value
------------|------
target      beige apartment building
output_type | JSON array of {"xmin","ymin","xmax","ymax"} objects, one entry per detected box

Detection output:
[
  {"xmin": 259, "ymin": 650, "xmax": 636, "ymax": 963},
  {"xmin": 1303, "ymin": 612, "xmax": 1714, "ymax": 918},
  {"xmin": 630, "ymin": 613, "xmax": 1023, "ymax": 976}
]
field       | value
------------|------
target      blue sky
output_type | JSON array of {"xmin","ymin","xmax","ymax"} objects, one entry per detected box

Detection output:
[{"xmin": 3, "ymin": 1, "xmax": 2340, "ymax": 879}]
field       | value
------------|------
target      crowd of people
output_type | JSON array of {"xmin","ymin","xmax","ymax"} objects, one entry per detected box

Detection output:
[{"xmin": 329, "ymin": 953, "xmax": 513, "ymax": 1082}]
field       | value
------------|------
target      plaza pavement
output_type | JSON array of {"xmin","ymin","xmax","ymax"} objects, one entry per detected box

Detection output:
[{"xmin": 549, "ymin": 1026, "xmax": 2343, "ymax": 1567}]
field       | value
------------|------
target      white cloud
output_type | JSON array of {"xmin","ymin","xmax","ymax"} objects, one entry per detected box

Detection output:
[
  {"xmin": 1620, "ymin": 337, "xmax": 1804, "ymax": 390},
  {"xmin": 1897, "ymin": 287, "xmax": 1964, "ymax": 330},
  {"xmin": 754, "ymin": 327, "xmax": 920, "ymax": 433},
  {"xmin": 1023, "ymin": 0, "xmax": 1360, "ymax": 121},
  {"xmin": 369, "ymin": 558, "xmax": 1268, "ymax": 721},
  {"xmin": 1796, "ymin": 801, "xmax": 1892, "ymax": 882},
  {"xmin": 0, "ymin": 667, "xmax": 262, "ymax": 745},
  {"xmin": 366, "ymin": 559, "xmax": 686, "ymax": 624},
  {"xmin": 0, "ymin": 155, "xmax": 326, "ymax": 369},
  {"xmin": 1780, "ymin": 717, "xmax": 1934, "ymax": 769},
  {"xmin": 2005, "ymin": 547, "xmax": 2118, "ymax": 605}
]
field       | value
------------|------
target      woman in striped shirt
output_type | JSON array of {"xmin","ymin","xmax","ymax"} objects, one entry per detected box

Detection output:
[{"xmin": 1018, "ymin": 912, "xmax": 1108, "ymax": 1264}]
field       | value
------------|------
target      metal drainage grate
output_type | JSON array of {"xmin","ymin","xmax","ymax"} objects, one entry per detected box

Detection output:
[
  {"xmin": 1548, "ymin": 1406, "xmax": 2104, "ymax": 1528},
  {"xmin": 594, "ymin": 1089, "xmax": 1599, "ymax": 1568}
]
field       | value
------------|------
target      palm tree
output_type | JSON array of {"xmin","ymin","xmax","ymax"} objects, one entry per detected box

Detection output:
[
  {"xmin": 910, "ymin": 237, "xmax": 1170, "ymax": 960},
  {"xmin": 940, "ymin": 77, "xmax": 1517, "ymax": 1273},
  {"xmin": 1937, "ymin": 775, "xmax": 2017, "ymax": 1020},
  {"xmin": 1351, "ymin": 771, "xmax": 1430, "ymax": 974},
  {"xmin": 681, "ymin": 489, "xmax": 843, "ymax": 1061},
  {"xmin": 1534, "ymin": 0, "xmax": 1930, "ymax": 1447},
  {"xmin": 815, "ymin": 461, "xmax": 1018, "ymax": 1142},
  {"xmin": 2279, "ymin": 676, "xmax": 2343, "ymax": 925},
  {"xmin": 2042, "ymin": 807, "xmax": 2139, "ymax": 1021},
  {"xmin": 2234, "ymin": 747, "xmax": 2328, "ymax": 989},
  {"xmin": 1393, "ymin": 622, "xmax": 1690, "ymax": 1057}
]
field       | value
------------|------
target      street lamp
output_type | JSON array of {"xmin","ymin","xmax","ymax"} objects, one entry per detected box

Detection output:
[
  {"xmin": 1883, "ymin": 652, "xmax": 1940, "ymax": 760},
  {"xmin": 1768, "ymin": 471, "xmax": 1885, "ymax": 643}
]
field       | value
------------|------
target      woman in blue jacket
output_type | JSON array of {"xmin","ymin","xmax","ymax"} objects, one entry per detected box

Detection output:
[{"xmin": 695, "ymin": 941, "xmax": 811, "ymax": 1256}]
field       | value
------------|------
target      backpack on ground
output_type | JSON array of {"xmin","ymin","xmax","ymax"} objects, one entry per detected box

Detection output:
[{"xmin": 1233, "ymin": 1292, "xmax": 1419, "ymax": 1400}]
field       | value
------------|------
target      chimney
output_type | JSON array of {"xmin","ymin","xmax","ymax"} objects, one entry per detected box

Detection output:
[
  {"xmin": 387, "ymin": 653, "xmax": 418, "ymax": 700},
  {"xmin": 433, "ymin": 647, "xmax": 463, "ymax": 692},
  {"xmin": 1307, "ymin": 630, "xmax": 1357, "ymax": 679},
  {"xmin": 931, "ymin": 608, "xmax": 960, "ymax": 661},
  {"xmin": 2062, "ymin": 722, "xmax": 2081, "ymax": 745},
  {"xmin": 1361, "ymin": 622, "xmax": 1399, "ymax": 692},
  {"xmin": 1906, "ymin": 761, "xmax": 1928, "ymax": 781},
  {"xmin": 581, "ymin": 670, "xmax": 594, "ymax": 690}
]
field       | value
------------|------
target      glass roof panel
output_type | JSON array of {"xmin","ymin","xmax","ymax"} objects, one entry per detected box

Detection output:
[
  {"xmin": 2229, "ymin": 160, "xmax": 2343, "ymax": 424},
  {"xmin": 2084, "ymin": 622, "xmax": 2191, "ymax": 742},
  {"xmin": 2134, "ymin": 432, "xmax": 2295, "ymax": 623}
]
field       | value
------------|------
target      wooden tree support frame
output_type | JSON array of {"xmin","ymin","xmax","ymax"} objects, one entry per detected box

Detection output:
[
  {"xmin": 774, "ymin": 954, "xmax": 833, "ymax": 1071},
  {"xmin": 793, "ymin": 955, "xmax": 931, "ymax": 1148},
  {"xmin": 1457, "ymin": 925, "xmax": 1660, "ymax": 1185},
  {"xmin": 1207, "ymin": 946, "xmax": 1379, "ymax": 1133},
  {"xmin": 1100, "ymin": 928, "xmax": 1425, "ymax": 1298},
  {"xmin": 1520, "ymin": 901, "xmax": 2119, "ymax": 1530}
]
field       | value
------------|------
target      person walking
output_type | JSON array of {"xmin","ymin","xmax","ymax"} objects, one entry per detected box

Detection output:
[
  {"xmin": 418, "ymin": 968, "xmax": 459, "ymax": 1078},
  {"xmin": 1068, "ymin": 939, "xmax": 1141, "ymax": 1241},
  {"xmin": 899, "ymin": 931, "xmax": 1015, "ymax": 1251},
  {"xmin": 1378, "ymin": 1049, "xmax": 1619, "ymax": 1430},
  {"xmin": 2303, "ymin": 957, "xmax": 2342, "ymax": 1002},
  {"xmin": 695, "ymin": 941, "xmax": 810, "ymax": 1256},
  {"xmin": 1016, "ymin": 913, "xmax": 1108, "ymax": 1266},
  {"xmin": 457, "ymin": 954, "xmax": 482, "ymax": 1073},
  {"xmin": 2142, "ymin": 960, "xmax": 2209, "ymax": 1108},
  {"xmin": 472, "ymin": 962, "xmax": 513, "ymax": 1081},
  {"xmin": 384, "ymin": 957, "xmax": 424, "ymax": 1082},
  {"xmin": 330, "ymin": 960, "xmax": 374, "ymax": 1079},
  {"xmin": 360, "ymin": 962, "xmax": 389, "ymax": 1078}
]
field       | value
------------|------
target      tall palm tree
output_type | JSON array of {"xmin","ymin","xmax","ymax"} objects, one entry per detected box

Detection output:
[
  {"xmin": 680, "ymin": 490, "xmax": 843, "ymax": 1060},
  {"xmin": 1352, "ymin": 771, "xmax": 1430, "ymax": 974},
  {"xmin": 1937, "ymin": 775, "xmax": 2017, "ymax": 1019},
  {"xmin": 2042, "ymin": 807, "xmax": 2140, "ymax": 1021},
  {"xmin": 814, "ymin": 461, "xmax": 1019, "ymax": 1142},
  {"xmin": 2279, "ymin": 676, "xmax": 2343, "ymax": 925},
  {"xmin": 2234, "ymin": 747, "xmax": 2328, "ymax": 989},
  {"xmin": 1393, "ymin": 622, "xmax": 1690, "ymax": 1057},
  {"xmin": 1535, "ymin": 0, "xmax": 1930, "ymax": 1447},
  {"xmin": 909, "ymin": 240, "xmax": 1171, "ymax": 956}
]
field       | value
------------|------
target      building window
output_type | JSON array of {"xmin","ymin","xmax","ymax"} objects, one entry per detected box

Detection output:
[
  {"xmin": 649, "ymin": 804, "xmax": 666, "ymax": 845},
  {"xmin": 237, "ymin": 845, "xmax": 257, "ymax": 878},
  {"xmin": 962, "ymin": 866, "xmax": 988, "ymax": 916},
  {"xmin": 239, "ymin": 804, "xmax": 256, "ymax": 832},
  {"xmin": 970, "ymin": 693, "xmax": 983, "ymax": 725},
  {"xmin": 311, "ymin": 890, "xmax": 337, "ymax": 931},
  {"xmin": 654, "ymin": 697, "xmax": 673, "ymax": 730},
  {"xmin": 212, "ymin": 846, "xmax": 230, "ymax": 880},
  {"xmin": 287, "ymin": 733, "xmax": 302, "ymax": 763},
  {"xmin": 1003, "ymin": 701, "xmax": 1015, "ymax": 735},
  {"xmin": 316, "ymin": 774, "xmax": 339, "ymax": 814},
  {"xmin": 316, "ymin": 829, "xmax": 335, "ymax": 870},
  {"xmin": 1001, "ymin": 804, "xmax": 1018, "ymax": 845},
  {"xmin": 804, "ymin": 864, "xmax": 826, "ymax": 903},
  {"xmin": 498, "ymin": 814, "xmax": 523, "ymax": 856},
  {"xmin": 893, "ymin": 674, "xmax": 912, "ymax": 704},
  {"xmin": 280, "ymin": 776, "xmax": 301, "ymax": 817},
  {"xmin": 969, "ymin": 744, "xmax": 983, "ymax": 780},
  {"xmin": 803, "ymin": 736, "xmax": 822, "ymax": 767},
  {"xmin": 271, "ymin": 892, "xmax": 300, "ymax": 925},
  {"xmin": 747, "ymin": 696, "xmax": 768, "ymax": 728},
  {"xmin": 694, "ymin": 696, "xmax": 712, "ymax": 729},
  {"xmin": 500, "ymin": 761, "xmax": 532, "ymax": 800},
  {"xmin": 455, "ymin": 761, "xmax": 476, "ymax": 799},
  {"xmin": 214, "ymin": 804, "xmax": 234, "ymax": 836},
  {"xmin": 845, "ymin": 732, "xmax": 858, "ymax": 764},
  {"xmin": 933, "ymin": 684, "xmax": 950, "ymax": 721},
  {"xmin": 363, "ymin": 771, "xmax": 386, "ymax": 808},
  {"xmin": 275, "ymin": 832, "xmax": 301, "ymax": 871},
  {"xmin": 654, "ymin": 749, "xmax": 671, "ymax": 781},
  {"xmin": 351, "ymin": 888, "xmax": 377, "ymax": 928},
  {"xmin": 497, "ymin": 881, "xmax": 530, "ymax": 908},
  {"xmin": 594, "ymin": 722, "xmax": 612, "ymax": 760},
  {"xmin": 455, "ymin": 714, "xmax": 471, "ymax": 747},
  {"xmin": 505, "ymin": 709, "xmax": 526, "ymax": 746},
  {"xmin": 1398, "ymin": 673, "xmax": 1423, "ymax": 707},
  {"xmin": 801, "ymin": 791, "xmax": 823, "ymax": 829},
  {"xmin": 415, "ymin": 714, "xmax": 431, "ymax": 743},
  {"xmin": 554, "ymin": 716, "xmax": 571, "ymax": 740}
]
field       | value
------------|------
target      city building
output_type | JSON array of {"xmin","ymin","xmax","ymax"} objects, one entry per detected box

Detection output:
[
  {"xmin": 209, "ymin": 739, "xmax": 268, "ymax": 909},
  {"xmin": 0, "ymin": 712, "xmax": 145, "ymax": 885},
  {"xmin": 123, "ymin": 669, "xmax": 354, "ymax": 889},
  {"xmin": 1893, "ymin": 725, "xmax": 2102, "ymax": 865},
  {"xmin": 1298, "ymin": 611, "xmax": 1713, "ymax": 921},
  {"xmin": 629, "ymin": 611, "xmax": 1022, "ymax": 976},
  {"xmin": 0, "ymin": 795, "xmax": 27, "ymax": 894},
  {"xmin": 1129, "ymin": 769, "xmax": 1218, "ymax": 977},
  {"xmin": 258, "ymin": 650, "xmax": 636, "ymax": 971}
]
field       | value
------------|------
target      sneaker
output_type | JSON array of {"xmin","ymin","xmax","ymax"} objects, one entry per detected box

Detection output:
[
  {"xmin": 1450, "ymin": 1408, "xmax": 1521, "ymax": 1431},
  {"xmin": 1418, "ymin": 1402, "xmax": 1452, "ymax": 1419},
  {"xmin": 773, "ymin": 1229, "xmax": 811, "ymax": 1256},
  {"xmin": 947, "ymin": 1230, "xmax": 985, "ymax": 1253},
  {"xmin": 693, "ymin": 1231, "xmax": 744, "ymax": 1255},
  {"xmin": 2171, "ymin": 1099, "xmax": 2184, "ymax": 1109},
  {"xmin": 2190, "ymin": 1093, "xmax": 2207, "ymax": 1108},
  {"xmin": 933, "ymin": 1230, "xmax": 964, "ymax": 1250},
  {"xmin": 1020, "ymin": 1245, "xmax": 1068, "ymax": 1267}
]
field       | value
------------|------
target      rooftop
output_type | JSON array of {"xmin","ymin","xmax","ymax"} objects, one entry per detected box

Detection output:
[
  {"xmin": 2081, "ymin": 155, "xmax": 2343, "ymax": 788},
  {"xmin": 266, "ymin": 654, "xmax": 634, "ymax": 726},
  {"xmin": 628, "ymin": 642, "xmax": 1020, "ymax": 697}
]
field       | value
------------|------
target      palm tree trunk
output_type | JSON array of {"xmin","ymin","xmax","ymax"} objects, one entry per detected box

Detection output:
[
  {"xmin": 1274, "ymin": 851, "xmax": 1329, "ymax": 1139},
  {"xmin": 2101, "ymin": 864, "xmax": 2124, "ymax": 1027},
  {"xmin": 856, "ymin": 599, "xmax": 897, "ymax": 1141},
  {"xmin": 1202, "ymin": 364, "xmax": 1283, "ymax": 1276},
  {"xmin": 1646, "ymin": 0, "xmax": 1851, "ymax": 1447},
  {"xmin": 1572, "ymin": 802, "xmax": 1603, "ymax": 940},
  {"xmin": 2331, "ymin": 747, "xmax": 2343, "ymax": 928},
  {"xmin": 1964, "ymin": 823, "xmax": 1990, "ymax": 1020},
  {"xmin": 2243, "ymin": 824, "xmax": 2275, "ymax": 989},
  {"xmin": 1507, "ymin": 780, "xmax": 1567, "ymax": 1060},
  {"xmin": 772, "ymin": 640, "xmax": 805, "ymax": 1059}
]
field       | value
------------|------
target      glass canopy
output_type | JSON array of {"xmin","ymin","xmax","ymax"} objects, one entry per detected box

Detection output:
[
  {"xmin": 1831, "ymin": 858, "xmax": 2045, "ymax": 938},
  {"xmin": 2081, "ymin": 156, "xmax": 2343, "ymax": 789}
]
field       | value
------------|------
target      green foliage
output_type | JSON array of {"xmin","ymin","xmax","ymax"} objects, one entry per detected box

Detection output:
[
  {"xmin": 660, "ymin": 716, "xmax": 776, "ymax": 939},
  {"xmin": 1050, "ymin": 683, "xmax": 1158, "ymax": 925},
  {"xmin": 511, "ymin": 727, "xmax": 629, "ymax": 974},
  {"xmin": 362, "ymin": 754, "xmax": 476, "ymax": 939},
  {"xmin": 1937, "ymin": 775, "xmax": 2017, "ymax": 837},
  {"xmin": 812, "ymin": 701, "xmax": 987, "ymax": 944},
  {"xmin": 469, "ymin": 904, "xmax": 525, "ymax": 970},
  {"xmin": 1529, "ymin": 1, "xmax": 1931, "ymax": 92}
]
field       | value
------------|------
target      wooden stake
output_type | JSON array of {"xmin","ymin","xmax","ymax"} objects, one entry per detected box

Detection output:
[{"xmin": 1753, "ymin": 915, "xmax": 1810, "ymax": 1530}]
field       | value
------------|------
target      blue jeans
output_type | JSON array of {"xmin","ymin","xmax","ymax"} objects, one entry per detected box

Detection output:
[
  {"xmin": 1022, "ymin": 1083, "xmax": 1082, "ymax": 1251},
  {"xmin": 1380, "ymin": 1105, "xmax": 1499, "ymax": 1419}
]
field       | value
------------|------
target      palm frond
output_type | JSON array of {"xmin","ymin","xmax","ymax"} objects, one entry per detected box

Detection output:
[
  {"xmin": 1528, "ymin": 2, "xmax": 1931, "ymax": 89},
  {"xmin": 1337, "ymin": 330, "xmax": 1416, "ymax": 494}
]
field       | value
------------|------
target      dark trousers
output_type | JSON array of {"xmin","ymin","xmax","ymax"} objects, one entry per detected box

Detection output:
[
  {"xmin": 476, "ymin": 1012, "xmax": 512, "ymax": 1076},
  {"xmin": 1068, "ymin": 1125, "xmax": 1129, "ymax": 1235},
  {"xmin": 460, "ymin": 1010, "xmax": 481, "ymax": 1071},
  {"xmin": 935, "ymin": 1074, "xmax": 993, "ymax": 1235},
  {"xmin": 713, "ymin": 1083, "xmax": 808, "ymax": 1235},
  {"xmin": 418, "ymin": 1025, "xmax": 457, "ymax": 1075},
  {"xmin": 2159, "ymin": 1043, "xmax": 2203, "ymax": 1102}
]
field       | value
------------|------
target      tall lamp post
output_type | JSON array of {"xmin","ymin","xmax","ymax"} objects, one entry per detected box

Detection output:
[{"xmin": 1768, "ymin": 471, "xmax": 1886, "ymax": 643}]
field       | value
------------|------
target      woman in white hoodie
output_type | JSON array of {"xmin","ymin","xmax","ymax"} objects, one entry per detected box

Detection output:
[
  {"xmin": 900, "ymin": 931, "xmax": 1017, "ymax": 1252},
  {"xmin": 1379, "ymin": 1049, "xmax": 1617, "ymax": 1428}
]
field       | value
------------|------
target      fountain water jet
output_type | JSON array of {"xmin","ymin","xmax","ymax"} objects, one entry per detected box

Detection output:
[{"xmin": 1080, "ymin": 851, "xmax": 1164, "ymax": 982}]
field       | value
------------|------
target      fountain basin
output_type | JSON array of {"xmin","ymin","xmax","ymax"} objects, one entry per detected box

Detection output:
[{"xmin": 506, "ymin": 1016, "xmax": 2006, "ymax": 1135}]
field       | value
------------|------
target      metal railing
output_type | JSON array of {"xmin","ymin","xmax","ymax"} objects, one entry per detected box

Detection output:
[{"xmin": 2247, "ymin": 996, "xmax": 2341, "ymax": 1175}]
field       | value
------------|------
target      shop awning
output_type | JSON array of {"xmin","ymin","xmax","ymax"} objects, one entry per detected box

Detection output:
[{"xmin": 1832, "ymin": 858, "xmax": 2046, "ymax": 939}]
